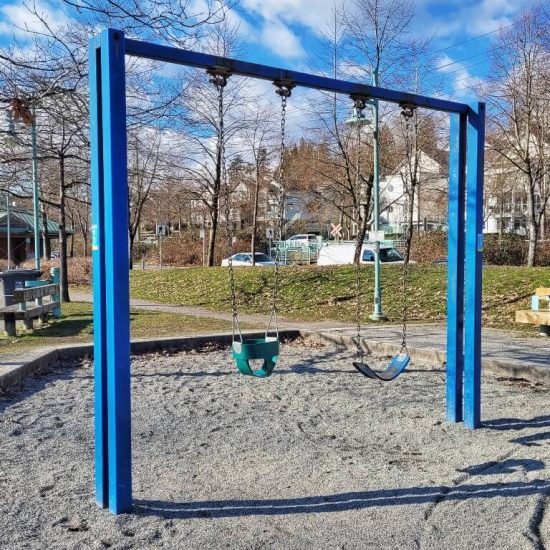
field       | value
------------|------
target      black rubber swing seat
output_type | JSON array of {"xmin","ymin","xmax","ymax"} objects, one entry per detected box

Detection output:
[{"xmin": 353, "ymin": 353, "xmax": 410, "ymax": 381}]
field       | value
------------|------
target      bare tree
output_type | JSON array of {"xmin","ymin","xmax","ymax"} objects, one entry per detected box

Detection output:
[
  {"xmin": 480, "ymin": 3, "xmax": 550, "ymax": 266},
  {"xmin": 242, "ymin": 103, "xmax": 274, "ymax": 264},
  {"xmin": 175, "ymin": 21, "xmax": 250, "ymax": 266},
  {"xmin": 60, "ymin": 0, "xmax": 234, "ymax": 47},
  {"xmin": 128, "ymin": 131, "xmax": 163, "ymax": 268}
]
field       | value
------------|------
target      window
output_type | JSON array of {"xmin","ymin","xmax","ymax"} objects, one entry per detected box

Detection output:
[
  {"xmin": 254, "ymin": 253, "xmax": 271, "ymax": 262},
  {"xmin": 380, "ymin": 248, "xmax": 404, "ymax": 262},
  {"xmin": 362, "ymin": 250, "xmax": 375, "ymax": 262}
]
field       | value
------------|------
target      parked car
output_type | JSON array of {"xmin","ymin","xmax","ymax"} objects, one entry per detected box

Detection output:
[
  {"xmin": 285, "ymin": 234, "xmax": 320, "ymax": 245},
  {"xmin": 317, "ymin": 242, "xmax": 413, "ymax": 266},
  {"xmin": 221, "ymin": 253, "xmax": 277, "ymax": 267}
]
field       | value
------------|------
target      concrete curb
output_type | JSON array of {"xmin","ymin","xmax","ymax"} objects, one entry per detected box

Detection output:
[
  {"xmin": 1, "ymin": 328, "xmax": 548, "ymax": 392},
  {"xmin": 0, "ymin": 331, "xmax": 301, "ymax": 392},
  {"xmin": 302, "ymin": 331, "xmax": 550, "ymax": 385}
]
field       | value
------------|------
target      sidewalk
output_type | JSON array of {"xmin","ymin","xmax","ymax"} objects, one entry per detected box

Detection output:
[
  {"xmin": 70, "ymin": 291, "xmax": 348, "ymax": 331},
  {"xmin": 328, "ymin": 323, "xmax": 550, "ymax": 372},
  {"xmin": 71, "ymin": 291, "xmax": 549, "ymax": 373}
]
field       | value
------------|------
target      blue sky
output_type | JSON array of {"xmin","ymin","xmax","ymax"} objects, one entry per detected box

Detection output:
[
  {"xmin": 229, "ymin": 0, "xmax": 533, "ymax": 98},
  {"xmin": 0, "ymin": 0, "xmax": 534, "ymax": 99}
]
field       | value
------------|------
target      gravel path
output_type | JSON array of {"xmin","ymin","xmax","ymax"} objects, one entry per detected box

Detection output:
[{"xmin": 1, "ymin": 341, "xmax": 550, "ymax": 549}]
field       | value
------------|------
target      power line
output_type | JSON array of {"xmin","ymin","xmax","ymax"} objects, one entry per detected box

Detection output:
[
  {"xmin": 453, "ymin": 72, "xmax": 487, "ymax": 84},
  {"xmin": 437, "ymin": 47, "xmax": 496, "ymax": 71},
  {"xmin": 431, "ymin": 23, "xmax": 513, "ymax": 55},
  {"xmin": 442, "ymin": 58, "xmax": 489, "ymax": 77}
]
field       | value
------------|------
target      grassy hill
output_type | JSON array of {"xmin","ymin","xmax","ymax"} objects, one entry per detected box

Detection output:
[{"xmin": 129, "ymin": 265, "xmax": 550, "ymax": 330}]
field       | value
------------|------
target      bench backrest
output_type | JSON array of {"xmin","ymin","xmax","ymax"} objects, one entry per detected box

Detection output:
[{"xmin": 13, "ymin": 283, "xmax": 60, "ymax": 303}]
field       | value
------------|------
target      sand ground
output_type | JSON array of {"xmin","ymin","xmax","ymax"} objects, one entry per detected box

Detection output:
[{"xmin": 1, "ymin": 340, "xmax": 550, "ymax": 549}]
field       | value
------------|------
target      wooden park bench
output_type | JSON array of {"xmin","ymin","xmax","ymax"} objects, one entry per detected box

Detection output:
[
  {"xmin": 516, "ymin": 287, "xmax": 550, "ymax": 336},
  {"xmin": 0, "ymin": 283, "xmax": 60, "ymax": 337}
]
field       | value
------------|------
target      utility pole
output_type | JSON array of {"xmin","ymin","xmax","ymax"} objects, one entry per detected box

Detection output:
[{"xmin": 369, "ymin": 66, "xmax": 387, "ymax": 321}]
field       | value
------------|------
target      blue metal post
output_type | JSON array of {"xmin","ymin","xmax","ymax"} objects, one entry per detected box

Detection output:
[
  {"xmin": 446, "ymin": 113, "xmax": 466, "ymax": 423},
  {"xmin": 89, "ymin": 35, "xmax": 108, "ymax": 509},
  {"xmin": 90, "ymin": 29, "xmax": 132, "ymax": 514},
  {"xmin": 101, "ymin": 28, "xmax": 132, "ymax": 514},
  {"xmin": 464, "ymin": 102, "xmax": 485, "ymax": 429}
]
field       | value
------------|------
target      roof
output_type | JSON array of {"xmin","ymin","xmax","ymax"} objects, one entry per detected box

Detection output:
[{"xmin": 0, "ymin": 208, "xmax": 74, "ymax": 235}]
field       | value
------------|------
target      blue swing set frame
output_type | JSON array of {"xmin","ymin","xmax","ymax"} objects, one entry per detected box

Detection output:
[{"xmin": 90, "ymin": 28, "xmax": 485, "ymax": 514}]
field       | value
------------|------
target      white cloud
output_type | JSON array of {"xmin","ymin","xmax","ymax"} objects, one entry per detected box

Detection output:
[
  {"xmin": 240, "ymin": 0, "xmax": 337, "ymax": 35},
  {"xmin": 414, "ymin": 0, "xmax": 532, "ymax": 44},
  {"xmin": 435, "ymin": 54, "xmax": 484, "ymax": 99},
  {"xmin": 0, "ymin": 0, "xmax": 69, "ymax": 41},
  {"xmin": 261, "ymin": 20, "xmax": 306, "ymax": 59}
]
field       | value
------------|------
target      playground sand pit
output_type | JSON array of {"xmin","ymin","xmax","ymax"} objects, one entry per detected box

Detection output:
[{"xmin": 1, "ymin": 339, "xmax": 550, "ymax": 549}]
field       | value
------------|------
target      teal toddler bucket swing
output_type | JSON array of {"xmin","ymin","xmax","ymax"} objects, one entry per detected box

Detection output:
[
  {"xmin": 231, "ymin": 309, "xmax": 281, "ymax": 378},
  {"xmin": 214, "ymin": 72, "xmax": 293, "ymax": 378}
]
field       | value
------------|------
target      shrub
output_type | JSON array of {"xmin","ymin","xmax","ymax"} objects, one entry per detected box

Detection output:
[
  {"xmin": 139, "ymin": 230, "xmax": 265, "ymax": 267},
  {"xmin": 410, "ymin": 231, "xmax": 447, "ymax": 263},
  {"xmin": 483, "ymin": 234, "xmax": 527, "ymax": 266},
  {"xmin": 20, "ymin": 257, "xmax": 92, "ymax": 285}
]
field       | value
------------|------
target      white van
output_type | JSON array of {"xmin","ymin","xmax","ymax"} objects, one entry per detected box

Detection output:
[{"xmin": 317, "ymin": 242, "xmax": 407, "ymax": 266}]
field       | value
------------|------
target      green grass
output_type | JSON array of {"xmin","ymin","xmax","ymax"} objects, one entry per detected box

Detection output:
[
  {"xmin": 127, "ymin": 265, "xmax": 550, "ymax": 331},
  {"xmin": 0, "ymin": 301, "xmax": 241, "ymax": 356}
]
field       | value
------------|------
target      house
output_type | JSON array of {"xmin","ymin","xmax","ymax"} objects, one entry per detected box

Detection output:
[
  {"xmin": 483, "ymin": 166, "xmax": 549, "ymax": 238},
  {"xmin": 379, "ymin": 151, "xmax": 448, "ymax": 234},
  {"xmin": 0, "ymin": 207, "xmax": 70, "ymax": 264}
]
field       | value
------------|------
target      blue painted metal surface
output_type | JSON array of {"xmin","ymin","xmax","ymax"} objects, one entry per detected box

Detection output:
[
  {"xmin": 464, "ymin": 102, "xmax": 486, "ymax": 429},
  {"xmin": 446, "ymin": 114, "xmax": 466, "ymax": 423},
  {"xmin": 124, "ymin": 39, "xmax": 468, "ymax": 115},
  {"xmin": 101, "ymin": 29, "xmax": 132, "ymax": 515},
  {"xmin": 90, "ymin": 29, "xmax": 132, "ymax": 514},
  {"xmin": 89, "ymin": 33, "xmax": 108, "ymax": 510},
  {"xmin": 90, "ymin": 28, "xmax": 484, "ymax": 516}
]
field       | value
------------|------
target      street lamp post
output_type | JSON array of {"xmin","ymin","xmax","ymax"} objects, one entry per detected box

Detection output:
[
  {"xmin": 6, "ymin": 98, "xmax": 41, "ymax": 271},
  {"xmin": 369, "ymin": 67, "xmax": 388, "ymax": 321},
  {"xmin": 30, "ymin": 103, "xmax": 41, "ymax": 271},
  {"xmin": 6, "ymin": 193, "xmax": 11, "ymax": 271}
]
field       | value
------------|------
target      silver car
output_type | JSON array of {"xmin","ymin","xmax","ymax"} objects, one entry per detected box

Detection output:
[{"xmin": 221, "ymin": 253, "xmax": 277, "ymax": 267}]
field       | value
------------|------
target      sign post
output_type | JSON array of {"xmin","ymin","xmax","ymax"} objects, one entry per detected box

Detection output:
[
  {"xmin": 266, "ymin": 227, "xmax": 274, "ymax": 258},
  {"xmin": 200, "ymin": 227, "xmax": 205, "ymax": 266},
  {"xmin": 156, "ymin": 223, "xmax": 168, "ymax": 269}
]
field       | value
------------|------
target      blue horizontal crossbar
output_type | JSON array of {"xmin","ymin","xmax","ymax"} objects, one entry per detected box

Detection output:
[{"xmin": 125, "ymin": 38, "xmax": 468, "ymax": 115}]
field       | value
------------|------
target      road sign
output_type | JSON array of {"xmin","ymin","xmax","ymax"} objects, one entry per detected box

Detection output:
[
  {"xmin": 368, "ymin": 230, "xmax": 385, "ymax": 242},
  {"xmin": 266, "ymin": 227, "xmax": 274, "ymax": 240},
  {"xmin": 330, "ymin": 223, "xmax": 342, "ymax": 238},
  {"xmin": 156, "ymin": 223, "xmax": 169, "ymax": 237},
  {"xmin": 199, "ymin": 228, "xmax": 205, "ymax": 239}
]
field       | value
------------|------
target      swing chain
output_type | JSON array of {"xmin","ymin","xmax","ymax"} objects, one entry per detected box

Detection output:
[
  {"xmin": 209, "ymin": 66, "xmax": 242, "ymax": 342},
  {"xmin": 399, "ymin": 102, "xmax": 417, "ymax": 354},
  {"xmin": 352, "ymin": 96, "xmax": 367, "ymax": 360},
  {"xmin": 266, "ymin": 81, "xmax": 294, "ymax": 338}
]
